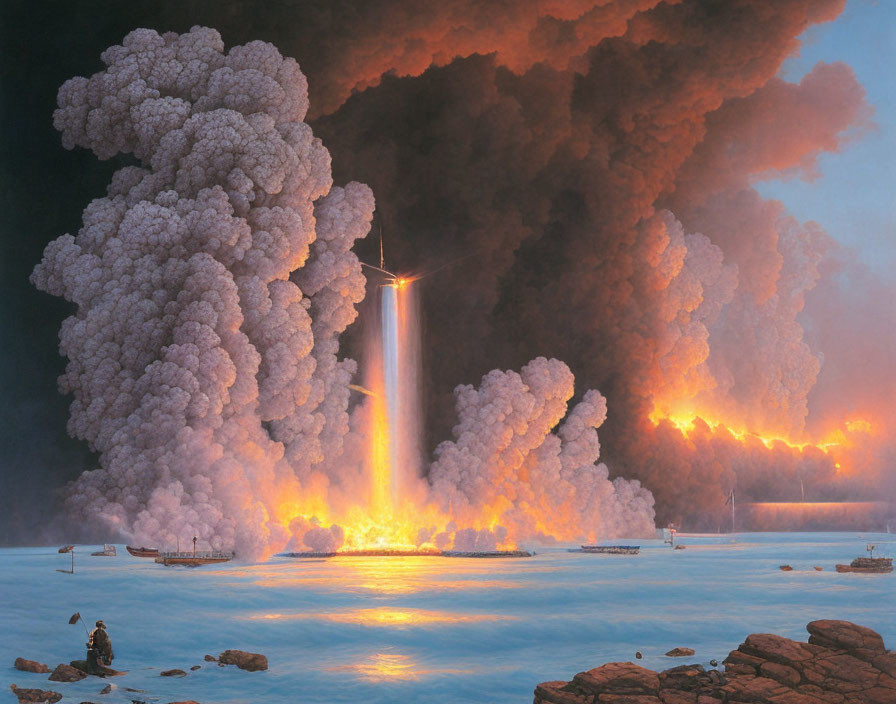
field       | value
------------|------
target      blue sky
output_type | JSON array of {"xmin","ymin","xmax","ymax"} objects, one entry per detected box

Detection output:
[{"xmin": 755, "ymin": 0, "xmax": 895, "ymax": 276}]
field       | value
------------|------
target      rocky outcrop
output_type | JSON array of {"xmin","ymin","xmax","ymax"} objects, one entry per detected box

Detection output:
[
  {"xmin": 13, "ymin": 658, "xmax": 50, "ymax": 674},
  {"xmin": 217, "ymin": 650, "xmax": 267, "ymax": 672},
  {"xmin": 160, "ymin": 669, "xmax": 187, "ymax": 677},
  {"xmin": 534, "ymin": 620, "xmax": 895, "ymax": 704},
  {"xmin": 48, "ymin": 663, "xmax": 86, "ymax": 682},
  {"xmin": 9, "ymin": 684, "xmax": 62, "ymax": 703},
  {"xmin": 665, "ymin": 648, "xmax": 695, "ymax": 657}
]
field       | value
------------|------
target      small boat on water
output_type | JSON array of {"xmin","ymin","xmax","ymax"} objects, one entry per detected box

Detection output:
[
  {"xmin": 126, "ymin": 545, "xmax": 159, "ymax": 558},
  {"xmin": 835, "ymin": 557, "xmax": 893, "ymax": 574},
  {"xmin": 91, "ymin": 544, "xmax": 116, "ymax": 556},
  {"xmin": 835, "ymin": 544, "xmax": 893, "ymax": 574},
  {"xmin": 154, "ymin": 551, "xmax": 234, "ymax": 567},
  {"xmin": 571, "ymin": 545, "xmax": 640, "ymax": 555},
  {"xmin": 442, "ymin": 550, "xmax": 532, "ymax": 558}
]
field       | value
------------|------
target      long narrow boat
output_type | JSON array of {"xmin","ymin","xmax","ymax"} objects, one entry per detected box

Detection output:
[
  {"xmin": 154, "ymin": 551, "xmax": 234, "ymax": 567},
  {"xmin": 571, "ymin": 545, "xmax": 640, "ymax": 555},
  {"xmin": 126, "ymin": 545, "xmax": 159, "ymax": 558},
  {"xmin": 835, "ymin": 557, "xmax": 892, "ymax": 573}
]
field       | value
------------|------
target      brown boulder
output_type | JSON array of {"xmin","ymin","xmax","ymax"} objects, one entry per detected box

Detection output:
[
  {"xmin": 758, "ymin": 661, "xmax": 801, "ymax": 687},
  {"xmin": 659, "ymin": 664, "xmax": 708, "ymax": 693},
  {"xmin": 190, "ymin": 665, "xmax": 201, "ymax": 671},
  {"xmin": 664, "ymin": 648, "xmax": 695, "ymax": 658},
  {"xmin": 534, "ymin": 621, "xmax": 893, "ymax": 704},
  {"xmin": 48, "ymin": 663, "xmax": 87, "ymax": 682},
  {"xmin": 160, "ymin": 669, "xmax": 187, "ymax": 677},
  {"xmin": 739, "ymin": 633, "xmax": 818, "ymax": 666},
  {"xmin": 9, "ymin": 684, "xmax": 62, "ymax": 703},
  {"xmin": 203, "ymin": 654, "xmax": 216, "ymax": 662},
  {"xmin": 14, "ymin": 658, "xmax": 50, "ymax": 674},
  {"xmin": 218, "ymin": 649, "xmax": 268, "ymax": 672},
  {"xmin": 806, "ymin": 620, "xmax": 887, "ymax": 656},
  {"xmin": 573, "ymin": 662, "xmax": 660, "ymax": 696},
  {"xmin": 533, "ymin": 681, "xmax": 593, "ymax": 704}
]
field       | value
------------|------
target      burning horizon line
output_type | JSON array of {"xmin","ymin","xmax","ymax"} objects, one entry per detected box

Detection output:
[{"xmin": 648, "ymin": 408, "xmax": 875, "ymax": 459}]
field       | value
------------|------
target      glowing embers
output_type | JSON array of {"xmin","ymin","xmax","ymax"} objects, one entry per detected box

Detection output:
[{"xmin": 247, "ymin": 606, "xmax": 513, "ymax": 626}]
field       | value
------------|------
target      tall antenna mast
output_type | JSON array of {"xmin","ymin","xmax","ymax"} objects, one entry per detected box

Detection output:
[{"xmin": 379, "ymin": 218, "xmax": 385, "ymax": 270}]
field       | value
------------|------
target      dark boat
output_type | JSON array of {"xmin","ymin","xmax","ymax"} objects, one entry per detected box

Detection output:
[
  {"xmin": 441, "ymin": 550, "xmax": 532, "ymax": 558},
  {"xmin": 154, "ymin": 551, "xmax": 234, "ymax": 566},
  {"xmin": 282, "ymin": 548, "xmax": 531, "ymax": 558},
  {"xmin": 835, "ymin": 557, "xmax": 893, "ymax": 574},
  {"xmin": 126, "ymin": 545, "xmax": 159, "ymax": 558},
  {"xmin": 572, "ymin": 545, "xmax": 640, "ymax": 555}
]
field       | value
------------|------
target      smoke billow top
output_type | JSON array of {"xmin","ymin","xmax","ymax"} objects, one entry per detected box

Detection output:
[{"xmin": 31, "ymin": 28, "xmax": 378, "ymax": 558}]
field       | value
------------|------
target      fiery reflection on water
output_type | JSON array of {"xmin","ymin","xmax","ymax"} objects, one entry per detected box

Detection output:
[
  {"xmin": 247, "ymin": 606, "xmax": 513, "ymax": 626},
  {"xmin": 208, "ymin": 556, "xmax": 558, "ymax": 594},
  {"xmin": 327, "ymin": 652, "xmax": 476, "ymax": 681}
]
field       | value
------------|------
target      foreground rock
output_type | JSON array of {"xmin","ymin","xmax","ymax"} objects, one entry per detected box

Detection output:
[
  {"xmin": 217, "ymin": 650, "xmax": 267, "ymax": 672},
  {"xmin": 534, "ymin": 620, "xmax": 896, "ymax": 704},
  {"xmin": 9, "ymin": 684, "xmax": 62, "ymax": 703},
  {"xmin": 13, "ymin": 658, "xmax": 50, "ymax": 674},
  {"xmin": 48, "ymin": 663, "xmax": 86, "ymax": 682}
]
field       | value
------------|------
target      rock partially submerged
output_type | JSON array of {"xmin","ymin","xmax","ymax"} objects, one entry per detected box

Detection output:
[
  {"xmin": 48, "ymin": 663, "xmax": 86, "ymax": 682},
  {"xmin": 9, "ymin": 684, "xmax": 62, "ymax": 703},
  {"xmin": 218, "ymin": 650, "xmax": 268, "ymax": 672},
  {"xmin": 13, "ymin": 658, "xmax": 50, "ymax": 674},
  {"xmin": 160, "ymin": 669, "xmax": 187, "ymax": 677},
  {"xmin": 664, "ymin": 647, "xmax": 695, "ymax": 657},
  {"xmin": 534, "ymin": 620, "xmax": 896, "ymax": 704},
  {"xmin": 68, "ymin": 659, "xmax": 127, "ymax": 677}
]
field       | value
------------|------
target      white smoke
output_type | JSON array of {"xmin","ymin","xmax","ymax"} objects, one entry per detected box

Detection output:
[
  {"xmin": 429, "ymin": 357, "xmax": 656, "ymax": 542},
  {"xmin": 34, "ymin": 27, "xmax": 655, "ymax": 558},
  {"xmin": 32, "ymin": 27, "xmax": 374, "ymax": 560}
]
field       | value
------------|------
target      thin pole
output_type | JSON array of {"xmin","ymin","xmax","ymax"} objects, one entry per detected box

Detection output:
[{"xmin": 731, "ymin": 490, "xmax": 735, "ymax": 533}]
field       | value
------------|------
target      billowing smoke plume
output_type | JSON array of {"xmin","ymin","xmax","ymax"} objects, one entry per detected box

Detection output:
[
  {"xmin": 29, "ymin": 0, "xmax": 895, "ymax": 548},
  {"xmin": 308, "ymin": 0, "xmax": 892, "ymax": 528},
  {"xmin": 430, "ymin": 358, "xmax": 654, "ymax": 542},
  {"xmin": 33, "ymin": 26, "xmax": 655, "ymax": 557},
  {"xmin": 31, "ymin": 27, "xmax": 375, "ymax": 558}
]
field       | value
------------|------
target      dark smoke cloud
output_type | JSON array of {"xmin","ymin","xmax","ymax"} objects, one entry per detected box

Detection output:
[{"xmin": 313, "ymin": 0, "xmax": 890, "ymax": 527}]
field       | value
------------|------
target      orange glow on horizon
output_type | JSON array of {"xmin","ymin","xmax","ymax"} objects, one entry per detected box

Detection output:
[{"xmin": 648, "ymin": 406, "xmax": 878, "ymax": 475}]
